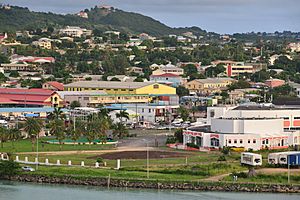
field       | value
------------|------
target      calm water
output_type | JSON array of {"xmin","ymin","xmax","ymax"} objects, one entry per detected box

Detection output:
[{"xmin": 0, "ymin": 181, "xmax": 299, "ymax": 200}]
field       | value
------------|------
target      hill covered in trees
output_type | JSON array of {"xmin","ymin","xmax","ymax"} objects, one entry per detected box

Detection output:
[{"xmin": 0, "ymin": 5, "xmax": 208, "ymax": 36}]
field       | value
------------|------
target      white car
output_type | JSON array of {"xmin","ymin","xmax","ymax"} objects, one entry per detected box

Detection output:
[{"xmin": 22, "ymin": 166, "xmax": 35, "ymax": 172}]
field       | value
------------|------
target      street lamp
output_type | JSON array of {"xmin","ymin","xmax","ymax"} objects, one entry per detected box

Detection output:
[
  {"xmin": 36, "ymin": 134, "xmax": 39, "ymax": 170},
  {"xmin": 143, "ymin": 139, "xmax": 150, "ymax": 179}
]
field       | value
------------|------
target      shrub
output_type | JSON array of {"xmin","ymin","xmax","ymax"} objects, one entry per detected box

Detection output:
[
  {"xmin": 186, "ymin": 143, "xmax": 199, "ymax": 149},
  {"xmin": 217, "ymin": 155, "xmax": 226, "ymax": 161},
  {"xmin": 166, "ymin": 136, "xmax": 176, "ymax": 144},
  {"xmin": 0, "ymin": 160, "xmax": 20, "ymax": 177},
  {"xmin": 96, "ymin": 157, "xmax": 103, "ymax": 163}
]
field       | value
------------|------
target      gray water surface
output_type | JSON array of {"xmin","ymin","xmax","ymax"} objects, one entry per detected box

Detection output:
[{"xmin": 0, "ymin": 181, "xmax": 299, "ymax": 200}]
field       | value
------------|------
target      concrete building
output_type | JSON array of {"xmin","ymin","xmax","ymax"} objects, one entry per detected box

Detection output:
[
  {"xmin": 64, "ymin": 81, "xmax": 176, "ymax": 96},
  {"xmin": 226, "ymin": 63, "xmax": 255, "ymax": 77},
  {"xmin": 185, "ymin": 78, "xmax": 234, "ymax": 95},
  {"xmin": 152, "ymin": 65, "xmax": 184, "ymax": 76},
  {"xmin": 264, "ymin": 78, "xmax": 285, "ymax": 88},
  {"xmin": 182, "ymin": 105, "xmax": 300, "ymax": 150},
  {"xmin": 0, "ymin": 63, "xmax": 38, "ymax": 72},
  {"xmin": 32, "ymin": 38, "xmax": 52, "ymax": 49},
  {"xmin": 106, "ymin": 103, "xmax": 179, "ymax": 124},
  {"xmin": 0, "ymin": 88, "xmax": 63, "ymax": 107},
  {"xmin": 150, "ymin": 73, "xmax": 182, "ymax": 87},
  {"xmin": 42, "ymin": 81, "xmax": 64, "ymax": 91},
  {"xmin": 57, "ymin": 91, "xmax": 150, "ymax": 107},
  {"xmin": 59, "ymin": 26, "xmax": 92, "ymax": 38}
]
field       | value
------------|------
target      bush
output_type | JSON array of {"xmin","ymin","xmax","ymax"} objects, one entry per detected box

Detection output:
[
  {"xmin": 96, "ymin": 157, "xmax": 103, "ymax": 163},
  {"xmin": 166, "ymin": 136, "xmax": 176, "ymax": 144},
  {"xmin": 186, "ymin": 143, "xmax": 199, "ymax": 149},
  {"xmin": 0, "ymin": 160, "xmax": 20, "ymax": 177},
  {"xmin": 232, "ymin": 171, "xmax": 248, "ymax": 178},
  {"xmin": 217, "ymin": 155, "xmax": 226, "ymax": 161}
]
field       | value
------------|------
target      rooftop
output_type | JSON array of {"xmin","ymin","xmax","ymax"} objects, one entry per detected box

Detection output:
[{"xmin": 64, "ymin": 81, "xmax": 161, "ymax": 89}]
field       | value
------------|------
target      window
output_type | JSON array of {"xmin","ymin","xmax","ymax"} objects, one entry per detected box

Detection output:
[
  {"xmin": 240, "ymin": 139, "xmax": 243, "ymax": 144},
  {"xmin": 294, "ymin": 117, "xmax": 300, "ymax": 119},
  {"xmin": 149, "ymin": 109, "xmax": 151, "ymax": 113},
  {"xmin": 142, "ymin": 109, "xmax": 144, "ymax": 112},
  {"xmin": 84, "ymin": 97, "xmax": 89, "ymax": 100},
  {"xmin": 248, "ymin": 139, "xmax": 250, "ymax": 144},
  {"xmin": 283, "ymin": 117, "xmax": 289, "ymax": 120},
  {"xmin": 234, "ymin": 139, "xmax": 237, "ymax": 144},
  {"xmin": 262, "ymin": 140, "xmax": 265, "ymax": 145},
  {"xmin": 228, "ymin": 139, "xmax": 231, "ymax": 144},
  {"xmin": 153, "ymin": 84, "xmax": 159, "ymax": 89},
  {"xmin": 266, "ymin": 139, "xmax": 269, "ymax": 144},
  {"xmin": 253, "ymin": 139, "xmax": 256, "ymax": 143}
]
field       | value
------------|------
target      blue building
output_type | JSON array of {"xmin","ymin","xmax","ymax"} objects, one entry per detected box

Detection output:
[{"xmin": 150, "ymin": 73, "xmax": 182, "ymax": 87}]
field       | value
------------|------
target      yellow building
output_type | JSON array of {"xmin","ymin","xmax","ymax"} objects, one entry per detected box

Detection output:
[
  {"xmin": 185, "ymin": 78, "xmax": 234, "ymax": 94},
  {"xmin": 64, "ymin": 81, "xmax": 176, "ymax": 95}
]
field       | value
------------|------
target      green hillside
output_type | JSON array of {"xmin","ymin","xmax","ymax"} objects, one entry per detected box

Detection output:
[{"xmin": 0, "ymin": 5, "xmax": 207, "ymax": 36}]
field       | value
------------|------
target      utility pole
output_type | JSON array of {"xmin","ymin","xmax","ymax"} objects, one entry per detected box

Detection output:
[{"xmin": 147, "ymin": 141, "xmax": 149, "ymax": 179}]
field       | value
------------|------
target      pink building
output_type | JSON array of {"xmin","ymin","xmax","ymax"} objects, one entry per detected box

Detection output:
[{"xmin": 265, "ymin": 78, "xmax": 285, "ymax": 88}]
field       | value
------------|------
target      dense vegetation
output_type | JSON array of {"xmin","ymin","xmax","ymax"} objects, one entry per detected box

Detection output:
[{"xmin": 0, "ymin": 6, "xmax": 208, "ymax": 36}]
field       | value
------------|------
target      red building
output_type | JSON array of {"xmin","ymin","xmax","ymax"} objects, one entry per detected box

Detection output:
[{"xmin": 0, "ymin": 88, "xmax": 63, "ymax": 107}]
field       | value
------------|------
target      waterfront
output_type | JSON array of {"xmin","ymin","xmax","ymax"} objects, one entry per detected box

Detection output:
[{"xmin": 0, "ymin": 181, "xmax": 299, "ymax": 200}]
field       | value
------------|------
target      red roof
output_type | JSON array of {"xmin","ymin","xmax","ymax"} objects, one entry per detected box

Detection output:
[
  {"xmin": 150, "ymin": 73, "xmax": 180, "ymax": 78},
  {"xmin": 46, "ymin": 81, "xmax": 64, "ymax": 91},
  {"xmin": 0, "ymin": 88, "xmax": 55, "ymax": 106}
]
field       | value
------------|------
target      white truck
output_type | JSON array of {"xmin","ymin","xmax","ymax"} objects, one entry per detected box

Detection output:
[
  {"xmin": 241, "ymin": 152, "xmax": 262, "ymax": 166},
  {"xmin": 268, "ymin": 152, "xmax": 282, "ymax": 165}
]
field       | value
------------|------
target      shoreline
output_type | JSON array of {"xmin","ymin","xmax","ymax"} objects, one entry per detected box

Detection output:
[{"xmin": 3, "ymin": 174, "xmax": 300, "ymax": 193}]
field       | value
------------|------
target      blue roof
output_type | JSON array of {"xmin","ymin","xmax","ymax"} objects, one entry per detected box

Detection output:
[{"xmin": 0, "ymin": 107, "xmax": 69, "ymax": 113}]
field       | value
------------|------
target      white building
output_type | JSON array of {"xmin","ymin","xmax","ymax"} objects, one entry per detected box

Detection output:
[
  {"xmin": 183, "ymin": 105, "xmax": 300, "ymax": 151},
  {"xmin": 59, "ymin": 26, "xmax": 92, "ymax": 38}
]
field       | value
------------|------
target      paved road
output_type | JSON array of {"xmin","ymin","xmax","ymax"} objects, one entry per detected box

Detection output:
[{"xmin": 117, "ymin": 129, "xmax": 170, "ymax": 149}]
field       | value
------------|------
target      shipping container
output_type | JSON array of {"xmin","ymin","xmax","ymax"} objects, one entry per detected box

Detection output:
[
  {"xmin": 241, "ymin": 152, "xmax": 262, "ymax": 166},
  {"xmin": 288, "ymin": 153, "xmax": 300, "ymax": 166}
]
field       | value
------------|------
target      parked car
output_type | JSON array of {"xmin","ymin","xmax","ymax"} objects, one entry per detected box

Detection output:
[{"xmin": 22, "ymin": 166, "xmax": 35, "ymax": 172}]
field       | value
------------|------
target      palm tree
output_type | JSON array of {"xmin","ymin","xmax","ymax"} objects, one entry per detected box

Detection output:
[
  {"xmin": 98, "ymin": 117, "xmax": 110, "ymax": 144},
  {"xmin": 49, "ymin": 119, "xmax": 65, "ymax": 150},
  {"xmin": 24, "ymin": 118, "xmax": 43, "ymax": 152},
  {"xmin": 66, "ymin": 126, "xmax": 81, "ymax": 146},
  {"xmin": 8, "ymin": 128, "xmax": 22, "ymax": 148},
  {"xmin": 0, "ymin": 127, "xmax": 8, "ymax": 149},
  {"xmin": 116, "ymin": 110, "xmax": 129, "ymax": 123},
  {"xmin": 48, "ymin": 107, "xmax": 65, "ymax": 120},
  {"xmin": 112, "ymin": 122, "xmax": 129, "ymax": 139}
]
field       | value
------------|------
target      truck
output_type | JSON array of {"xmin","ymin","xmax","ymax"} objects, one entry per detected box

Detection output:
[
  {"xmin": 268, "ymin": 152, "xmax": 282, "ymax": 165},
  {"xmin": 241, "ymin": 152, "xmax": 262, "ymax": 166},
  {"xmin": 278, "ymin": 151, "xmax": 300, "ymax": 165},
  {"xmin": 288, "ymin": 153, "xmax": 300, "ymax": 166}
]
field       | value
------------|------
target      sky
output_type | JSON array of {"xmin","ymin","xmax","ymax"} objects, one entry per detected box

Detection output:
[{"xmin": 1, "ymin": 0, "xmax": 300, "ymax": 34}]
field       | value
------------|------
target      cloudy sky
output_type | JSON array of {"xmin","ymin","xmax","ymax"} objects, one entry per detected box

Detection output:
[{"xmin": 1, "ymin": 0, "xmax": 299, "ymax": 34}]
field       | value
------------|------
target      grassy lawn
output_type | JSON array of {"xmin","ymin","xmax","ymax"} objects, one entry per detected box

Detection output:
[
  {"xmin": 222, "ymin": 172, "xmax": 300, "ymax": 184},
  {"xmin": 22, "ymin": 161, "xmax": 247, "ymax": 182},
  {"xmin": 17, "ymin": 150, "xmax": 241, "ymax": 168},
  {"xmin": 1, "ymin": 138, "xmax": 115, "ymax": 153}
]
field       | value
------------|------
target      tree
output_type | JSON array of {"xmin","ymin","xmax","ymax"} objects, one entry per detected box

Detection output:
[
  {"xmin": 0, "ymin": 160, "xmax": 20, "ymax": 177},
  {"xmin": 178, "ymin": 106, "xmax": 189, "ymax": 122},
  {"xmin": 9, "ymin": 71, "xmax": 20, "ymax": 78},
  {"xmin": 116, "ymin": 110, "xmax": 129, "ymax": 123},
  {"xmin": 49, "ymin": 119, "xmax": 65, "ymax": 150},
  {"xmin": 228, "ymin": 80, "xmax": 251, "ymax": 91},
  {"xmin": 8, "ymin": 128, "xmax": 22, "ymax": 148},
  {"xmin": 70, "ymin": 101, "xmax": 81, "ymax": 109},
  {"xmin": 0, "ymin": 72, "xmax": 8, "ymax": 83},
  {"xmin": 24, "ymin": 118, "xmax": 42, "ymax": 151},
  {"xmin": 174, "ymin": 129, "xmax": 183, "ymax": 143},
  {"xmin": 0, "ymin": 127, "xmax": 8, "ymax": 149},
  {"xmin": 176, "ymin": 85, "xmax": 189, "ymax": 97},
  {"xmin": 112, "ymin": 122, "xmax": 129, "ymax": 139},
  {"xmin": 48, "ymin": 107, "xmax": 65, "ymax": 120},
  {"xmin": 110, "ymin": 77, "xmax": 121, "ymax": 81}
]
